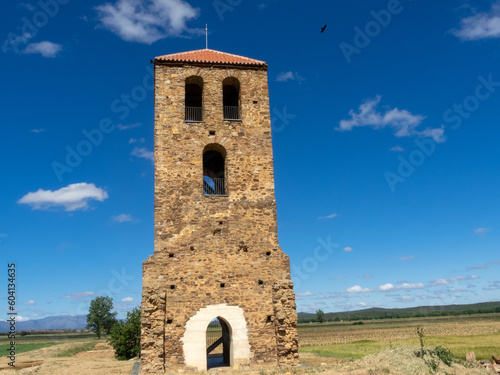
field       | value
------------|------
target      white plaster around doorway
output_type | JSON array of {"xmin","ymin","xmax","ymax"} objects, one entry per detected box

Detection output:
[{"xmin": 181, "ymin": 304, "xmax": 252, "ymax": 371}]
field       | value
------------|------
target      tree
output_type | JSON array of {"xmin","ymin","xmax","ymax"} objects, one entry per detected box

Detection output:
[
  {"xmin": 86, "ymin": 296, "xmax": 117, "ymax": 338},
  {"xmin": 316, "ymin": 309, "xmax": 325, "ymax": 324},
  {"xmin": 109, "ymin": 307, "xmax": 141, "ymax": 360}
]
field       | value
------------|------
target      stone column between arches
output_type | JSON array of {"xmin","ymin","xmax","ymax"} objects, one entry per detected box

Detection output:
[{"xmin": 181, "ymin": 304, "xmax": 252, "ymax": 371}]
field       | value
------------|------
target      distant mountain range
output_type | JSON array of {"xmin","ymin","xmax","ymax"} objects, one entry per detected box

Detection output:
[
  {"xmin": 298, "ymin": 301, "xmax": 500, "ymax": 322},
  {"xmin": 0, "ymin": 315, "xmax": 87, "ymax": 333}
]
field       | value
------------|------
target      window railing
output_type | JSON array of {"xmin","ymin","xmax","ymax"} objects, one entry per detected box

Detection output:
[
  {"xmin": 223, "ymin": 106, "xmax": 240, "ymax": 120},
  {"xmin": 203, "ymin": 177, "xmax": 225, "ymax": 196},
  {"xmin": 185, "ymin": 106, "xmax": 203, "ymax": 122}
]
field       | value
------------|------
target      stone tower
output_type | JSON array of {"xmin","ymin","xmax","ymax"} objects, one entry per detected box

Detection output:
[{"xmin": 141, "ymin": 49, "xmax": 299, "ymax": 373}]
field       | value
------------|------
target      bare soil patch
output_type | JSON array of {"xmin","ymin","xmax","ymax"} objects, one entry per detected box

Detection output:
[{"xmin": 0, "ymin": 341, "xmax": 134, "ymax": 375}]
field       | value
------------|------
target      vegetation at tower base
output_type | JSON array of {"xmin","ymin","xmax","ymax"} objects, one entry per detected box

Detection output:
[
  {"xmin": 109, "ymin": 307, "xmax": 141, "ymax": 360},
  {"xmin": 86, "ymin": 296, "xmax": 117, "ymax": 339},
  {"xmin": 297, "ymin": 301, "xmax": 500, "ymax": 323}
]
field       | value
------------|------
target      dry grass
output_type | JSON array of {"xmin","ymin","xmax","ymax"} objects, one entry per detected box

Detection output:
[
  {"xmin": 0, "ymin": 340, "xmax": 134, "ymax": 375},
  {"xmin": 298, "ymin": 316, "xmax": 500, "ymax": 346},
  {"xmin": 0, "ymin": 315, "xmax": 498, "ymax": 374},
  {"xmin": 346, "ymin": 346, "xmax": 491, "ymax": 375}
]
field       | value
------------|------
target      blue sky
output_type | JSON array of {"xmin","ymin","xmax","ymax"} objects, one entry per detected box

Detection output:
[{"xmin": 1, "ymin": 0, "xmax": 500, "ymax": 320}]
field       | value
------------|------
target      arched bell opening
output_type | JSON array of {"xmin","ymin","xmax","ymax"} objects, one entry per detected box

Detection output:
[{"xmin": 223, "ymin": 77, "xmax": 240, "ymax": 120}]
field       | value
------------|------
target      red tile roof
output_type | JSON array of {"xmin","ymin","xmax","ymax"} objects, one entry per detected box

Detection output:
[{"xmin": 155, "ymin": 49, "xmax": 267, "ymax": 67}]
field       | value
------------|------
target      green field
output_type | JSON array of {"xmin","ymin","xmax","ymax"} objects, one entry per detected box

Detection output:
[
  {"xmin": 0, "ymin": 332, "xmax": 104, "ymax": 357},
  {"xmin": 0, "ymin": 332, "xmax": 97, "ymax": 343},
  {"xmin": 0, "ymin": 342, "xmax": 58, "ymax": 354},
  {"xmin": 298, "ymin": 313, "xmax": 500, "ymax": 361}
]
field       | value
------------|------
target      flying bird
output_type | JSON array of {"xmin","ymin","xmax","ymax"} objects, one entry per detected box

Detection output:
[{"xmin": 321, "ymin": 24, "xmax": 327, "ymax": 33}]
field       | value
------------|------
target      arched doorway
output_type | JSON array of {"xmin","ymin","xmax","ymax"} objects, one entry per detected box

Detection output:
[
  {"xmin": 206, "ymin": 317, "xmax": 230, "ymax": 369},
  {"xmin": 181, "ymin": 304, "xmax": 251, "ymax": 371}
]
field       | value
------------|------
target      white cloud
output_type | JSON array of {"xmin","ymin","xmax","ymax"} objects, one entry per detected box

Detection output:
[
  {"xmin": 17, "ymin": 316, "xmax": 30, "ymax": 322},
  {"xmin": 406, "ymin": 283, "xmax": 423, "ymax": 291},
  {"xmin": 429, "ymin": 275, "xmax": 478, "ymax": 286},
  {"xmin": 431, "ymin": 278, "xmax": 450, "ymax": 286},
  {"xmin": 18, "ymin": 183, "xmax": 108, "ymax": 211},
  {"xmin": 379, "ymin": 282, "xmax": 424, "ymax": 292},
  {"xmin": 112, "ymin": 214, "xmax": 133, "ymax": 222},
  {"xmin": 390, "ymin": 146, "xmax": 404, "ymax": 152},
  {"xmin": 343, "ymin": 247, "xmax": 353, "ymax": 252},
  {"xmin": 318, "ymin": 213, "xmax": 338, "ymax": 220},
  {"xmin": 468, "ymin": 261, "xmax": 500, "ymax": 271},
  {"xmin": 129, "ymin": 137, "xmax": 145, "ymax": 144},
  {"xmin": 117, "ymin": 122, "xmax": 141, "ymax": 130},
  {"xmin": 483, "ymin": 284, "xmax": 500, "ymax": 291},
  {"xmin": 23, "ymin": 41, "xmax": 62, "ymax": 57},
  {"xmin": 338, "ymin": 96, "xmax": 445, "ymax": 143},
  {"xmin": 297, "ymin": 292, "xmax": 313, "ymax": 297},
  {"xmin": 379, "ymin": 283, "xmax": 394, "ymax": 291},
  {"xmin": 21, "ymin": 300, "xmax": 36, "ymax": 305},
  {"xmin": 96, "ymin": 0, "xmax": 201, "ymax": 44},
  {"xmin": 453, "ymin": 3, "xmax": 500, "ymax": 41},
  {"xmin": 346, "ymin": 285, "xmax": 371, "ymax": 293},
  {"xmin": 121, "ymin": 297, "xmax": 134, "ymax": 302},
  {"xmin": 474, "ymin": 227, "xmax": 490, "ymax": 234},
  {"xmin": 131, "ymin": 147, "xmax": 154, "ymax": 163},
  {"xmin": 276, "ymin": 71, "xmax": 305, "ymax": 83},
  {"xmin": 31, "ymin": 128, "xmax": 45, "ymax": 133},
  {"xmin": 415, "ymin": 294, "xmax": 429, "ymax": 299},
  {"xmin": 357, "ymin": 302, "xmax": 368, "ymax": 307},
  {"xmin": 418, "ymin": 127, "xmax": 446, "ymax": 143},
  {"xmin": 62, "ymin": 291, "xmax": 95, "ymax": 299},
  {"xmin": 342, "ymin": 281, "xmax": 425, "ymax": 294},
  {"xmin": 468, "ymin": 264, "xmax": 487, "ymax": 270},
  {"xmin": 396, "ymin": 296, "xmax": 414, "ymax": 303},
  {"xmin": 399, "ymin": 255, "xmax": 415, "ymax": 261}
]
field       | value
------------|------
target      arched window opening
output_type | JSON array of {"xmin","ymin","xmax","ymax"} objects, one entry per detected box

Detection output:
[
  {"xmin": 203, "ymin": 145, "xmax": 226, "ymax": 196},
  {"xmin": 206, "ymin": 317, "xmax": 231, "ymax": 369},
  {"xmin": 185, "ymin": 76, "xmax": 203, "ymax": 122},
  {"xmin": 223, "ymin": 77, "xmax": 240, "ymax": 120}
]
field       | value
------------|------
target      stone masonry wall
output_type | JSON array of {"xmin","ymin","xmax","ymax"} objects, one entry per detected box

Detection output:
[{"xmin": 141, "ymin": 60, "xmax": 299, "ymax": 373}]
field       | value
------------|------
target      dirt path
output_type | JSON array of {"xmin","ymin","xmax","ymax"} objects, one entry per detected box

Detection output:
[{"xmin": 0, "ymin": 344, "xmax": 492, "ymax": 375}]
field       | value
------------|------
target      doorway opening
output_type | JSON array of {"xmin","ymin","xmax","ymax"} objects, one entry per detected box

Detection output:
[{"xmin": 206, "ymin": 317, "xmax": 231, "ymax": 369}]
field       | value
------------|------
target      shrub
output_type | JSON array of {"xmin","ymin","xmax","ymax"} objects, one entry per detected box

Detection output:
[
  {"xmin": 428, "ymin": 359, "xmax": 438, "ymax": 372},
  {"xmin": 434, "ymin": 346, "xmax": 454, "ymax": 367},
  {"xmin": 109, "ymin": 307, "xmax": 141, "ymax": 360}
]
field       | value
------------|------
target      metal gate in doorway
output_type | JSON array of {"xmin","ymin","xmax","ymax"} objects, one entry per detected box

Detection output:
[{"xmin": 206, "ymin": 318, "xmax": 230, "ymax": 369}]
